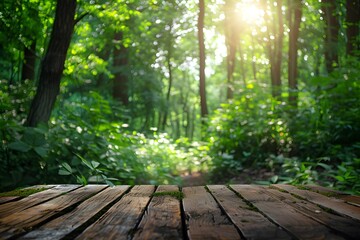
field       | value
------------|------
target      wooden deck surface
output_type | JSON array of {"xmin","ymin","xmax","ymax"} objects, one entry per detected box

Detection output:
[{"xmin": 0, "ymin": 184, "xmax": 359, "ymax": 239}]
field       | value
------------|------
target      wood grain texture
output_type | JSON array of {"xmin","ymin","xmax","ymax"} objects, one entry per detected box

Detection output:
[
  {"xmin": 133, "ymin": 185, "xmax": 183, "ymax": 240},
  {"xmin": 76, "ymin": 185, "xmax": 155, "ymax": 240},
  {"xmin": 0, "ymin": 184, "xmax": 80, "ymax": 218},
  {"xmin": 0, "ymin": 197, "xmax": 20, "ymax": 205},
  {"xmin": 19, "ymin": 185, "xmax": 129, "ymax": 240},
  {"xmin": 230, "ymin": 185, "xmax": 344, "ymax": 239},
  {"xmin": 208, "ymin": 185, "xmax": 291, "ymax": 240},
  {"xmin": 182, "ymin": 186, "xmax": 241, "ymax": 240},
  {"xmin": 267, "ymin": 187, "xmax": 360, "ymax": 239},
  {"xmin": 340, "ymin": 195, "xmax": 360, "ymax": 207},
  {"xmin": 273, "ymin": 184, "xmax": 360, "ymax": 221},
  {"xmin": 0, "ymin": 185, "xmax": 106, "ymax": 239}
]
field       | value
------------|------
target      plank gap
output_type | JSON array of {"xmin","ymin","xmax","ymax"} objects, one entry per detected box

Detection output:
[
  {"xmin": 128, "ymin": 185, "xmax": 158, "ymax": 239},
  {"xmin": 179, "ymin": 186, "xmax": 190, "ymax": 240},
  {"xmin": 206, "ymin": 185, "xmax": 247, "ymax": 240},
  {"xmin": 228, "ymin": 185, "xmax": 299, "ymax": 240},
  {"xmin": 61, "ymin": 185, "xmax": 132, "ymax": 240}
]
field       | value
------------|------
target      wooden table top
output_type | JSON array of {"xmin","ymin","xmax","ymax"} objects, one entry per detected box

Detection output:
[{"xmin": 0, "ymin": 184, "xmax": 359, "ymax": 239}]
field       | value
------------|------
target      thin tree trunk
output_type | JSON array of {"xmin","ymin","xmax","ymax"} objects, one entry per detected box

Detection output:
[
  {"xmin": 26, "ymin": 0, "xmax": 76, "ymax": 127},
  {"xmin": 113, "ymin": 32, "xmax": 129, "ymax": 105},
  {"xmin": 251, "ymin": 34, "xmax": 257, "ymax": 80},
  {"xmin": 346, "ymin": 0, "xmax": 360, "ymax": 57},
  {"xmin": 224, "ymin": 0, "xmax": 237, "ymax": 99},
  {"xmin": 162, "ymin": 50, "xmax": 173, "ymax": 130},
  {"xmin": 239, "ymin": 43, "xmax": 246, "ymax": 86},
  {"xmin": 21, "ymin": 41, "xmax": 36, "ymax": 81},
  {"xmin": 265, "ymin": 0, "xmax": 283, "ymax": 98},
  {"xmin": 288, "ymin": 0, "xmax": 302, "ymax": 107},
  {"xmin": 198, "ymin": 0, "xmax": 208, "ymax": 117},
  {"xmin": 274, "ymin": 0, "xmax": 284, "ymax": 96},
  {"xmin": 322, "ymin": 0, "xmax": 339, "ymax": 72}
]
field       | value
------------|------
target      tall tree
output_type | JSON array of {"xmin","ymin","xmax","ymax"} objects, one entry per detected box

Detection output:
[
  {"xmin": 322, "ymin": 0, "xmax": 340, "ymax": 72},
  {"xmin": 21, "ymin": 41, "xmax": 37, "ymax": 81},
  {"xmin": 26, "ymin": 0, "xmax": 76, "ymax": 127},
  {"xmin": 161, "ymin": 36, "xmax": 174, "ymax": 131},
  {"xmin": 265, "ymin": 0, "xmax": 284, "ymax": 98},
  {"xmin": 346, "ymin": 0, "xmax": 360, "ymax": 57},
  {"xmin": 288, "ymin": 0, "xmax": 302, "ymax": 107},
  {"xmin": 224, "ymin": 0, "xmax": 238, "ymax": 99},
  {"xmin": 198, "ymin": 0, "xmax": 208, "ymax": 117},
  {"xmin": 113, "ymin": 31, "xmax": 129, "ymax": 105}
]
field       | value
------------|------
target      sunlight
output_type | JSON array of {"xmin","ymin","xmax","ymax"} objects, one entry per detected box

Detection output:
[{"xmin": 236, "ymin": 0, "xmax": 265, "ymax": 26}]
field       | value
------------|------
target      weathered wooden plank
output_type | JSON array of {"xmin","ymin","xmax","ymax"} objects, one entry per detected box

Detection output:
[
  {"xmin": 303, "ymin": 185, "xmax": 347, "ymax": 196},
  {"xmin": 302, "ymin": 185, "xmax": 360, "ymax": 207},
  {"xmin": 0, "ymin": 197, "xmax": 21, "ymax": 205},
  {"xmin": 340, "ymin": 195, "xmax": 360, "ymax": 207},
  {"xmin": 273, "ymin": 184, "xmax": 360, "ymax": 221},
  {"xmin": 0, "ymin": 184, "xmax": 80, "ymax": 218},
  {"xmin": 267, "ymin": 187, "xmax": 360, "ymax": 239},
  {"xmin": 133, "ymin": 185, "xmax": 183, "ymax": 240},
  {"xmin": 182, "ymin": 186, "xmax": 241, "ymax": 240},
  {"xmin": 76, "ymin": 185, "xmax": 155, "ymax": 240},
  {"xmin": 19, "ymin": 185, "xmax": 129, "ymax": 240},
  {"xmin": 230, "ymin": 185, "xmax": 344, "ymax": 239},
  {"xmin": 207, "ymin": 185, "xmax": 291, "ymax": 240},
  {"xmin": 0, "ymin": 185, "xmax": 106, "ymax": 239}
]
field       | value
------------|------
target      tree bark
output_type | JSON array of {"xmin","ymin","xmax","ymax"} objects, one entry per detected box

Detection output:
[
  {"xmin": 288, "ymin": 0, "xmax": 302, "ymax": 107},
  {"xmin": 224, "ymin": 0, "xmax": 238, "ymax": 99},
  {"xmin": 113, "ymin": 31, "xmax": 129, "ymax": 105},
  {"xmin": 198, "ymin": 0, "xmax": 208, "ymax": 117},
  {"xmin": 161, "ymin": 49, "xmax": 173, "ymax": 130},
  {"xmin": 322, "ymin": 0, "xmax": 339, "ymax": 72},
  {"xmin": 26, "ymin": 0, "xmax": 76, "ymax": 127},
  {"xmin": 265, "ymin": 0, "xmax": 283, "ymax": 98},
  {"xmin": 346, "ymin": 0, "xmax": 360, "ymax": 57},
  {"xmin": 21, "ymin": 41, "xmax": 36, "ymax": 81}
]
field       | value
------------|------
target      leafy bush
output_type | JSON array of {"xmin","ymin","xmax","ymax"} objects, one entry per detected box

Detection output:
[
  {"xmin": 0, "ymin": 84, "xmax": 210, "ymax": 190},
  {"xmin": 206, "ymin": 65, "xmax": 360, "ymax": 194}
]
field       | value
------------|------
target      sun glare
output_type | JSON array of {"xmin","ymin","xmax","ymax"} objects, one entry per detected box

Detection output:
[{"xmin": 236, "ymin": 1, "xmax": 265, "ymax": 25}]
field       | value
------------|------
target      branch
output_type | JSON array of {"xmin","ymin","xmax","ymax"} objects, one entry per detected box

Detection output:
[{"xmin": 74, "ymin": 12, "xmax": 89, "ymax": 25}]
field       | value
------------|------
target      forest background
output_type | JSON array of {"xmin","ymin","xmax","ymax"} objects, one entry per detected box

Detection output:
[{"xmin": 0, "ymin": 0, "xmax": 359, "ymax": 194}]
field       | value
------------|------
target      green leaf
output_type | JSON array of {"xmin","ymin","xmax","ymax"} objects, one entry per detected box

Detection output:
[
  {"xmin": 58, "ymin": 169, "xmax": 72, "ymax": 176},
  {"xmin": 34, "ymin": 146, "xmax": 47, "ymax": 157},
  {"xmin": 76, "ymin": 175, "xmax": 88, "ymax": 185},
  {"xmin": 74, "ymin": 153, "xmax": 94, "ymax": 170},
  {"xmin": 91, "ymin": 161, "xmax": 100, "ymax": 169},
  {"xmin": 8, "ymin": 141, "xmax": 31, "ymax": 152},
  {"xmin": 61, "ymin": 162, "xmax": 72, "ymax": 174}
]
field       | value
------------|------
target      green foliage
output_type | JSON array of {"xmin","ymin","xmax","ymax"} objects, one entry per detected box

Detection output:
[
  {"xmin": 207, "ymin": 64, "xmax": 360, "ymax": 194},
  {"xmin": 0, "ymin": 83, "xmax": 209, "ymax": 191}
]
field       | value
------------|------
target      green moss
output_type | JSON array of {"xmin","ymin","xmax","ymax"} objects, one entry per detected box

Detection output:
[
  {"xmin": 151, "ymin": 191, "xmax": 185, "ymax": 200},
  {"xmin": 296, "ymin": 185, "xmax": 310, "ymax": 191},
  {"xmin": 0, "ymin": 187, "xmax": 47, "ymax": 197}
]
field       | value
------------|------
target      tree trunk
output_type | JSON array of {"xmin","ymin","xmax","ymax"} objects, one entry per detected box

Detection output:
[
  {"xmin": 21, "ymin": 41, "xmax": 36, "ymax": 81},
  {"xmin": 224, "ymin": 0, "xmax": 238, "ymax": 99},
  {"xmin": 161, "ymin": 49, "xmax": 173, "ymax": 130},
  {"xmin": 288, "ymin": 0, "xmax": 302, "ymax": 107},
  {"xmin": 251, "ymin": 34, "xmax": 257, "ymax": 80},
  {"xmin": 322, "ymin": 0, "xmax": 339, "ymax": 72},
  {"xmin": 26, "ymin": 0, "xmax": 76, "ymax": 127},
  {"xmin": 198, "ymin": 0, "xmax": 208, "ymax": 117},
  {"xmin": 113, "ymin": 32, "xmax": 129, "ymax": 105},
  {"xmin": 346, "ymin": 0, "xmax": 360, "ymax": 57},
  {"xmin": 265, "ymin": 0, "xmax": 283, "ymax": 98},
  {"xmin": 274, "ymin": 0, "xmax": 284, "ymax": 97}
]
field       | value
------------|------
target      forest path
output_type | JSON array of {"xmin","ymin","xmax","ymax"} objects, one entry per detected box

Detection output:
[{"xmin": 181, "ymin": 168, "xmax": 275, "ymax": 186}]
